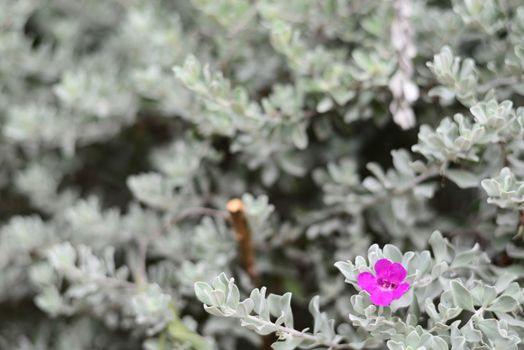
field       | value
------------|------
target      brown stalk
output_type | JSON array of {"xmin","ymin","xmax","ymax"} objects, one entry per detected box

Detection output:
[
  {"xmin": 227, "ymin": 198, "xmax": 259, "ymax": 285},
  {"xmin": 227, "ymin": 198, "xmax": 273, "ymax": 350}
]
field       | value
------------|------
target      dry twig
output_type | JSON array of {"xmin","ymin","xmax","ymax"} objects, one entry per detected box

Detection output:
[
  {"xmin": 227, "ymin": 198, "xmax": 275, "ymax": 350},
  {"xmin": 227, "ymin": 198, "xmax": 259, "ymax": 285}
]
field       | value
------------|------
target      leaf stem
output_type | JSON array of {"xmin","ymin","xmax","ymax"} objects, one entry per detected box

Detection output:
[{"xmin": 245, "ymin": 315, "xmax": 354, "ymax": 349}]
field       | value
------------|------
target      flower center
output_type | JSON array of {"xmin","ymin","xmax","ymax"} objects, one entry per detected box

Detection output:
[{"xmin": 377, "ymin": 278, "xmax": 397, "ymax": 291}]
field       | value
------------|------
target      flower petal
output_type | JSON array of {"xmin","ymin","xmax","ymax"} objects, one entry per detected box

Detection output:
[
  {"xmin": 387, "ymin": 263, "xmax": 407, "ymax": 283},
  {"xmin": 374, "ymin": 258, "xmax": 393, "ymax": 277},
  {"xmin": 370, "ymin": 290, "xmax": 394, "ymax": 306},
  {"xmin": 374, "ymin": 258, "xmax": 407, "ymax": 283},
  {"xmin": 357, "ymin": 272, "xmax": 377, "ymax": 293},
  {"xmin": 392, "ymin": 282, "xmax": 410, "ymax": 299}
]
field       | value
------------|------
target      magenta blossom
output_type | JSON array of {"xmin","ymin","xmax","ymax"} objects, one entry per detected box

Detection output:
[{"xmin": 357, "ymin": 258, "xmax": 410, "ymax": 306}]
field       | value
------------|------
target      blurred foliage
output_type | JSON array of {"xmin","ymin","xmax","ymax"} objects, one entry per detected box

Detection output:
[{"xmin": 1, "ymin": 0, "xmax": 524, "ymax": 349}]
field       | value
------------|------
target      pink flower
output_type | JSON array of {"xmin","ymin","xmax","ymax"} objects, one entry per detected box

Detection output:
[{"xmin": 357, "ymin": 258, "xmax": 410, "ymax": 306}]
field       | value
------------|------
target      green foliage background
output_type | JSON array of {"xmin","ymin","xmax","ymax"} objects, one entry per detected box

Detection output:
[{"xmin": 1, "ymin": 0, "xmax": 524, "ymax": 349}]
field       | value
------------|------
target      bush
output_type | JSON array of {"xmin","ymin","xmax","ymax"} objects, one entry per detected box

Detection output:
[{"xmin": 1, "ymin": 0, "xmax": 524, "ymax": 349}]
